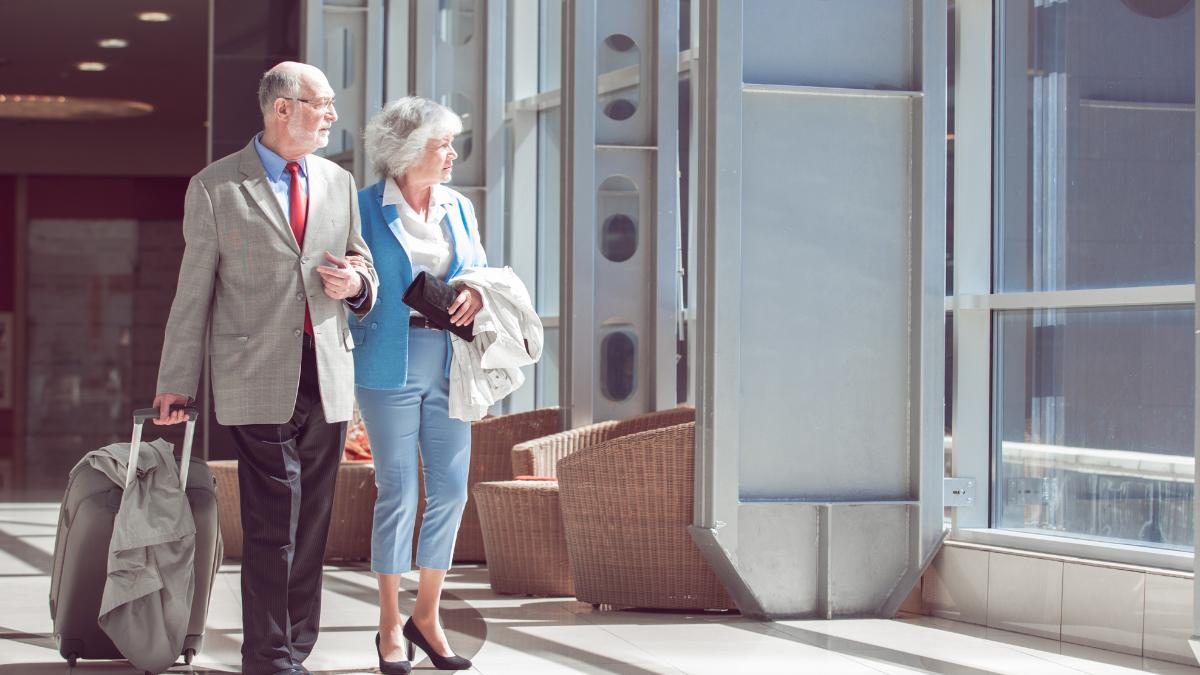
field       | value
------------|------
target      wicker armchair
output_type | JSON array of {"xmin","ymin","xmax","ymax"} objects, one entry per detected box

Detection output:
[
  {"xmin": 473, "ymin": 479, "xmax": 572, "ymax": 596},
  {"xmin": 557, "ymin": 421, "xmax": 735, "ymax": 611},
  {"xmin": 511, "ymin": 407, "xmax": 696, "ymax": 478},
  {"xmin": 474, "ymin": 406, "xmax": 695, "ymax": 597},
  {"xmin": 209, "ymin": 460, "xmax": 377, "ymax": 562}
]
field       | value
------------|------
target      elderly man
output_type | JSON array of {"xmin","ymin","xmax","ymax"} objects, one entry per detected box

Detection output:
[{"xmin": 151, "ymin": 62, "xmax": 379, "ymax": 675}]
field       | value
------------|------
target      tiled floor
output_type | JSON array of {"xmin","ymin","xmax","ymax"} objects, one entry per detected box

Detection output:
[{"xmin": 2, "ymin": 502, "xmax": 1199, "ymax": 674}]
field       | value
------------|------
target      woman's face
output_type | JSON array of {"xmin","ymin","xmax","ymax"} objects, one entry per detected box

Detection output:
[{"xmin": 408, "ymin": 133, "xmax": 457, "ymax": 186}]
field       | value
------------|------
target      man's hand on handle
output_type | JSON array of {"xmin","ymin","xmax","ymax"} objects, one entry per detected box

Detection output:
[
  {"xmin": 152, "ymin": 392, "xmax": 190, "ymax": 425},
  {"xmin": 316, "ymin": 251, "xmax": 364, "ymax": 300}
]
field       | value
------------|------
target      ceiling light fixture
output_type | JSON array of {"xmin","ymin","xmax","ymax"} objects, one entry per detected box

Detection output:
[
  {"xmin": 0, "ymin": 94, "xmax": 154, "ymax": 120},
  {"xmin": 76, "ymin": 62, "xmax": 108, "ymax": 72},
  {"xmin": 99, "ymin": 38, "xmax": 129, "ymax": 48},
  {"xmin": 137, "ymin": 11, "xmax": 172, "ymax": 22}
]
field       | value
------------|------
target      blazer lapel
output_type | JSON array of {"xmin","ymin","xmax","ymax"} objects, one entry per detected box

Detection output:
[
  {"xmin": 380, "ymin": 191, "xmax": 410, "ymax": 254},
  {"xmin": 376, "ymin": 184, "xmax": 415, "ymax": 284},
  {"xmin": 302, "ymin": 161, "xmax": 327, "ymax": 256},
  {"xmin": 444, "ymin": 197, "xmax": 467, "ymax": 279},
  {"xmin": 238, "ymin": 142, "xmax": 300, "ymax": 254}
]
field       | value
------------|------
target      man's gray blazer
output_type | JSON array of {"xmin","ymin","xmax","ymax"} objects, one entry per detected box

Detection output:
[{"xmin": 156, "ymin": 139, "xmax": 379, "ymax": 426}]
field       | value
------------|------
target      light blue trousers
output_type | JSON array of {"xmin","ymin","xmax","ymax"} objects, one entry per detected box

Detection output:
[{"xmin": 355, "ymin": 328, "xmax": 471, "ymax": 573}]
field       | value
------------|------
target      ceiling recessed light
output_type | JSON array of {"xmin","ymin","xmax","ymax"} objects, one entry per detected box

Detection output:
[
  {"xmin": 137, "ymin": 11, "xmax": 171, "ymax": 22},
  {"xmin": 0, "ymin": 94, "xmax": 154, "ymax": 120},
  {"xmin": 99, "ymin": 38, "xmax": 129, "ymax": 49},
  {"xmin": 76, "ymin": 62, "xmax": 108, "ymax": 72}
]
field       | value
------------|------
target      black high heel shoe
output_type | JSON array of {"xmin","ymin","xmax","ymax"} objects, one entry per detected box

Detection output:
[
  {"xmin": 403, "ymin": 617, "xmax": 472, "ymax": 670},
  {"xmin": 375, "ymin": 631, "xmax": 413, "ymax": 675}
]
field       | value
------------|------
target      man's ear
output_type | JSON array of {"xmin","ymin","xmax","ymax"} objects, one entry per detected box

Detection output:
[{"xmin": 273, "ymin": 98, "xmax": 289, "ymax": 120}]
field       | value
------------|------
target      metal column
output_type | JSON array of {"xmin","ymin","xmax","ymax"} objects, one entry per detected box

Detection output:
[
  {"xmin": 690, "ymin": 0, "xmax": 948, "ymax": 619},
  {"xmin": 560, "ymin": 0, "xmax": 680, "ymax": 427}
]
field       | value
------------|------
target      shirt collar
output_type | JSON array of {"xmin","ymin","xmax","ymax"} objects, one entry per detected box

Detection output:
[
  {"xmin": 381, "ymin": 180, "xmax": 456, "ymax": 211},
  {"xmin": 254, "ymin": 133, "xmax": 308, "ymax": 182}
]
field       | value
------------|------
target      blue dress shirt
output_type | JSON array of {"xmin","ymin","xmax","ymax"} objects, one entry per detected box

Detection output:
[{"xmin": 253, "ymin": 133, "xmax": 308, "ymax": 217}]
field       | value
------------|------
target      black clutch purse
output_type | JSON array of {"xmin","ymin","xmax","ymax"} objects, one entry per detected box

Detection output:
[{"xmin": 402, "ymin": 271, "xmax": 475, "ymax": 341}]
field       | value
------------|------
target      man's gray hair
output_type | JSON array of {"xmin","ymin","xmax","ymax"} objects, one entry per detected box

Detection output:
[
  {"xmin": 258, "ymin": 68, "xmax": 302, "ymax": 117},
  {"xmin": 365, "ymin": 97, "xmax": 463, "ymax": 178}
]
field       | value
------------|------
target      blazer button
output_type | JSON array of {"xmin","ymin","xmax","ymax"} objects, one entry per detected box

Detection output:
[
  {"xmin": 296, "ymin": 292, "xmax": 304, "ymax": 301},
  {"xmin": 294, "ymin": 329, "xmax": 302, "ymax": 337},
  {"xmin": 371, "ymin": 322, "xmax": 378, "ymax": 329},
  {"xmin": 301, "ymin": 256, "xmax": 310, "ymax": 264}
]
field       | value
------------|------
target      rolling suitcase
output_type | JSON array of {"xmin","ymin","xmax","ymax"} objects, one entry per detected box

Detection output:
[{"xmin": 49, "ymin": 406, "xmax": 223, "ymax": 670}]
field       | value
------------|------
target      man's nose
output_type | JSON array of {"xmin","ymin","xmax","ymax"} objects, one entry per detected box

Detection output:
[
  {"xmin": 326, "ymin": 107, "xmax": 338, "ymax": 123},
  {"xmin": 448, "ymin": 145, "xmax": 458, "ymax": 160}
]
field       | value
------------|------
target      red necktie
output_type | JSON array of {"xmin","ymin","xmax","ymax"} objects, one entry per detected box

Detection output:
[{"xmin": 286, "ymin": 161, "xmax": 313, "ymax": 335}]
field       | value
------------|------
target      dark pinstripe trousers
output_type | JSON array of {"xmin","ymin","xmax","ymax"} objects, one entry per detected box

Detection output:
[{"xmin": 230, "ymin": 340, "xmax": 346, "ymax": 675}]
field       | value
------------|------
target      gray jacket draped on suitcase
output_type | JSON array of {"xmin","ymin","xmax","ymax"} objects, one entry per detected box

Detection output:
[{"xmin": 83, "ymin": 438, "xmax": 196, "ymax": 674}]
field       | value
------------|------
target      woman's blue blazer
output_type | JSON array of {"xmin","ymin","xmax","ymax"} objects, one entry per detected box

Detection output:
[{"xmin": 348, "ymin": 179, "xmax": 487, "ymax": 389}]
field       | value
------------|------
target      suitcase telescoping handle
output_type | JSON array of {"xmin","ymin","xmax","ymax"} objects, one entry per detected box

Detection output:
[{"xmin": 128, "ymin": 405, "xmax": 200, "ymax": 491}]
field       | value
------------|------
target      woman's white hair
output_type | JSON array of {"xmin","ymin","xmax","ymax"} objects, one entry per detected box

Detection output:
[{"xmin": 365, "ymin": 97, "xmax": 463, "ymax": 178}]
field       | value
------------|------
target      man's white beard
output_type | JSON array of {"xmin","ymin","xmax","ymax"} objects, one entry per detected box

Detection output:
[{"xmin": 288, "ymin": 117, "xmax": 329, "ymax": 151}]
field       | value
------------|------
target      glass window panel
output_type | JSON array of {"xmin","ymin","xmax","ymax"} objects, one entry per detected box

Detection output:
[
  {"xmin": 539, "ymin": 0, "xmax": 562, "ymax": 92},
  {"xmin": 439, "ymin": 92, "xmax": 473, "ymax": 163},
  {"xmin": 945, "ymin": 311, "xmax": 953, "ymax": 454},
  {"xmin": 502, "ymin": 118, "xmax": 514, "ymax": 257},
  {"xmin": 679, "ymin": 76, "xmax": 691, "ymax": 403},
  {"xmin": 946, "ymin": 0, "xmax": 955, "ymax": 296},
  {"xmin": 438, "ymin": 0, "xmax": 475, "ymax": 47},
  {"xmin": 506, "ymin": 0, "xmax": 514, "ymax": 101},
  {"xmin": 993, "ymin": 307, "xmax": 1194, "ymax": 549},
  {"xmin": 538, "ymin": 325, "xmax": 560, "ymax": 407},
  {"xmin": 537, "ymin": 107, "xmax": 561, "ymax": 316},
  {"xmin": 994, "ymin": 1, "xmax": 1195, "ymax": 291},
  {"xmin": 945, "ymin": 311, "xmax": 954, "ymax": 520}
]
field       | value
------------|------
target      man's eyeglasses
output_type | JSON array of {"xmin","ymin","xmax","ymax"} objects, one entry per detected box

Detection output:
[{"xmin": 285, "ymin": 97, "xmax": 336, "ymax": 112}]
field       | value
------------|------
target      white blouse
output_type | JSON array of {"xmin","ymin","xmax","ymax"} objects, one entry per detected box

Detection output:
[{"xmin": 382, "ymin": 178, "xmax": 454, "ymax": 280}]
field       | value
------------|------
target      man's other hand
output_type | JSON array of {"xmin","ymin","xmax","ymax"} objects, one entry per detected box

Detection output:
[
  {"xmin": 316, "ymin": 251, "xmax": 364, "ymax": 300},
  {"xmin": 152, "ymin": 393, "xmax": 190, "ymax": 425}
]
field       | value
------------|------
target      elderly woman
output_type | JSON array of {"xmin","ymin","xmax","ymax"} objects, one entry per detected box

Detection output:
[{"xmin": 350, "ymin": 97, "xmax": 485, "ymax": 674}]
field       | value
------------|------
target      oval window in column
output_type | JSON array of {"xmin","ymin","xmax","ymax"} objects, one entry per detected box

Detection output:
[
  {"xmin": 599, "ymin": 33, "xmax": 639, "ymax": 121},
  {"xmin": 597, "ymin": 175, "xmax": 638, "ymax": 262},
  {"xmin": 600, "ymin": 330, "xmax": 637, "ymax": 402}
]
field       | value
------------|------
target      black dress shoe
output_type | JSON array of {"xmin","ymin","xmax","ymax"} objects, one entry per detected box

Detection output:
[
  {"xmin": 403, "ymin": 617, "xmax": 472, "ymax": 670},
  {"xmin": 376, "ymin": 631, "xmax": 413, "ymax": 675}
]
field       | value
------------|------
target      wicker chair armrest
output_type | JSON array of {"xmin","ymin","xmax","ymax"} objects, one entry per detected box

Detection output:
[
  {"xmin": 471, "ymin": 407, "xmax": 563, "ymax": 456},
  {"xmin": 511, "ymin": 420, "xmax": 620, "ymax": 478},
  {"xmin": 611, "ymin": 405, "xmax": 695, "ymax": 437}
]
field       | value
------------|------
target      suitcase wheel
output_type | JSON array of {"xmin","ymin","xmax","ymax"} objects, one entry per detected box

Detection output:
[
  {"xmin": 183, "ymin": 647, "xmax": 195, "ymax": 664},
  {"xmin": 66, "ymin": 653, "xmax": 77, "ymax": 667}
]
